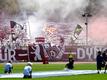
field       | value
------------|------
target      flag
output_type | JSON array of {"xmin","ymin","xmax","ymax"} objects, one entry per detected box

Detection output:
[
  {"xmin": 74, "ymin": 24, "xmax": 83, "ymax": 36},
  {"xmin": 18, "ymin": 24, "xmax": 24, "ymax": 30},
  {"xmin": 10, "ymin": 21, "xmax": 24, "ymax": 41},
  {"xmin": 10, "ymin": 21, "xmax": 23, "ymax": 30},
  {"xmin": 10, "ymin": 21, "xmax": 16, "ymax": 28},
  {"xmin": 71, "ymin": 24, "xmax": 83, "ymax": 41}
]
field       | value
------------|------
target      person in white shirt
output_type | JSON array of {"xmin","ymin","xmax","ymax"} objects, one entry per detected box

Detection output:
[
  {"xmin": 4, "ymin": 61, "xmax": 13, "ymax": 74},
  {"xmin": 23, "ymin": 62, "xmax": 33, "ymax": 78}
]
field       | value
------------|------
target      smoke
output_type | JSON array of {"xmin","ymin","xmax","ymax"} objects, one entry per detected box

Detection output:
[
  {"xmin": 17, "ymin": 0, "xmax": 107, "ymax": 44},
  {"xmin": 18, "ymin": 0, "xmax": 88, "ymax": 22},
  {"xmin": 88, "ymin": 0, "xmax": 107, "ymax": 45},
  {"xmin": 17, "ymin": 0, "xmax": 89, "ymax": 41},
  {"xmin": 27, "ymin": 15, "xmax": 46, "ymax": 39},
  {"xmin": 0, "ymin": 0, "xmax": 19, "ymax": 15},
  {"xmin": 89, "ymin": 17, "xmax": 107, "ymax": 43},
  {"xmin": 1, "ymin": 0, "xmax": 107, "ymax": 44}
]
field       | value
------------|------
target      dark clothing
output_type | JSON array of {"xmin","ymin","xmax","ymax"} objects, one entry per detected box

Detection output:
[
  {"xmin": 23, "ymin": 75, "xmax": 32, "ymax": 78},
  {"xmin": 69, "ymin": 58, "xmax": 73, "ymax": 63},
  {"xmin": 96, "ymin": 55, "xmax": 105, "ymax": 70},
  {"xmin": 102, "ymin": 52, "xmax": 107, "ymax": 73},
  {"xmin": 4, "ymin": 69, "xmax": 12, "ymax": 74},
  {"xmin": 102, "ymin": 52, "xmax": 107, "ymax": 61},
  {"xmin": 66, "ymin": 60, "xmax": 74, "ymax": 69}
]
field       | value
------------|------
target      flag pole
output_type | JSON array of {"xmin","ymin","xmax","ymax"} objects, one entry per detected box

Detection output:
[{"xmin": 82, "ymin": 13, "xmax": 92, "ymax": 45}]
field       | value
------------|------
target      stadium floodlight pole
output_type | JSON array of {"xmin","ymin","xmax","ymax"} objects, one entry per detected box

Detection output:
[{"xmin": 82, "ymin": 13, "xmax": 92, "ymax": 45}]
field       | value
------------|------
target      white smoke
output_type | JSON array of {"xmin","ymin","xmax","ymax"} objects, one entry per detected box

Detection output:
[
  {"xmin": 1, "ymin": 0, "xmax": 107, "ymax": 44},
  {"xmin": 17, "ymin": 0, "xmax": 88, "ymax": 41},
  {"xmin": 17, "ymin": 0, "xmax": 107, "ymax": 45},
  {"xmin": 27, "ymin": 15, "xmax": 46, "ymax": 39}
]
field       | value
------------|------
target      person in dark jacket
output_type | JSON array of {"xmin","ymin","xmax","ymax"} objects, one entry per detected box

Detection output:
[
  {"xmin": 102, "ymin": 50, "xmax": 107, "ymax": 73},
  {"xmin": 96, "ymin": 51, "xmax": 105, "ymax": 74},
  {"xmin": 65, "ymin": 57, "xmax": 74, "ymax": 70}
]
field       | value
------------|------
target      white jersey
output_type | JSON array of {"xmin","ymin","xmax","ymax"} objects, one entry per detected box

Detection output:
[
  {"xmin": 23, "ymin": 65, "xmax": 32, "ymax": 76},
  {"xmin": 4, "ymin": 63, "xmax": 13, "ymax": 71}
]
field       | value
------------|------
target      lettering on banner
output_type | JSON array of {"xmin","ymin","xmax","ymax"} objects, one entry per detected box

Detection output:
[
  {"xmin": 8, "ymin": 50, "xmax": 16, "ymax": 61},
  {"xmin": 0, "ymin": 49, "xmax": 16, "ymax": 61},
  {"xmin": 76, "ymin": 46, "xmax": 107, "ymax": 61}
]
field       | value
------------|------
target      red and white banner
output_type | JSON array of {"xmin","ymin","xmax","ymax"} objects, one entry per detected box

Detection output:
[{"xmin": 0, "ymin": 45, "xmax": 107, "ymax": 62}]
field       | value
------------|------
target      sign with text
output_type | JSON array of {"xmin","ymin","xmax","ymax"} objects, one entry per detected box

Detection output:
[{"xmin": 0, "ymin": 45, "xmax": 107, "ymax": 62}]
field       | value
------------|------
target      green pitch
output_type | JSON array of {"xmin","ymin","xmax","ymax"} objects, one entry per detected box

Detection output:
[{"xmin": 0, "ymin": 62, "xmax": 107, "ymax": 80}]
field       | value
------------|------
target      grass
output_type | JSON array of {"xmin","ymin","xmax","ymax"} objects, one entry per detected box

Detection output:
[
  {"xmin": 0, "ymin": 62, "xmax": 106, "ymax": 80},
  {"xmin": 0, "ymin": 63, "xmax": 65, "ymax": 73}
]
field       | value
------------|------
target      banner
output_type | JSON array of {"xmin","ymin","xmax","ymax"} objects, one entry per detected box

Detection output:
[
  {"xmin": 1, "ymin": 45, "xmax": 107, "ymax": 62},
  {"xmin": 74, "ymin": 24, "xmax": 83, "ymax": 38}
]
